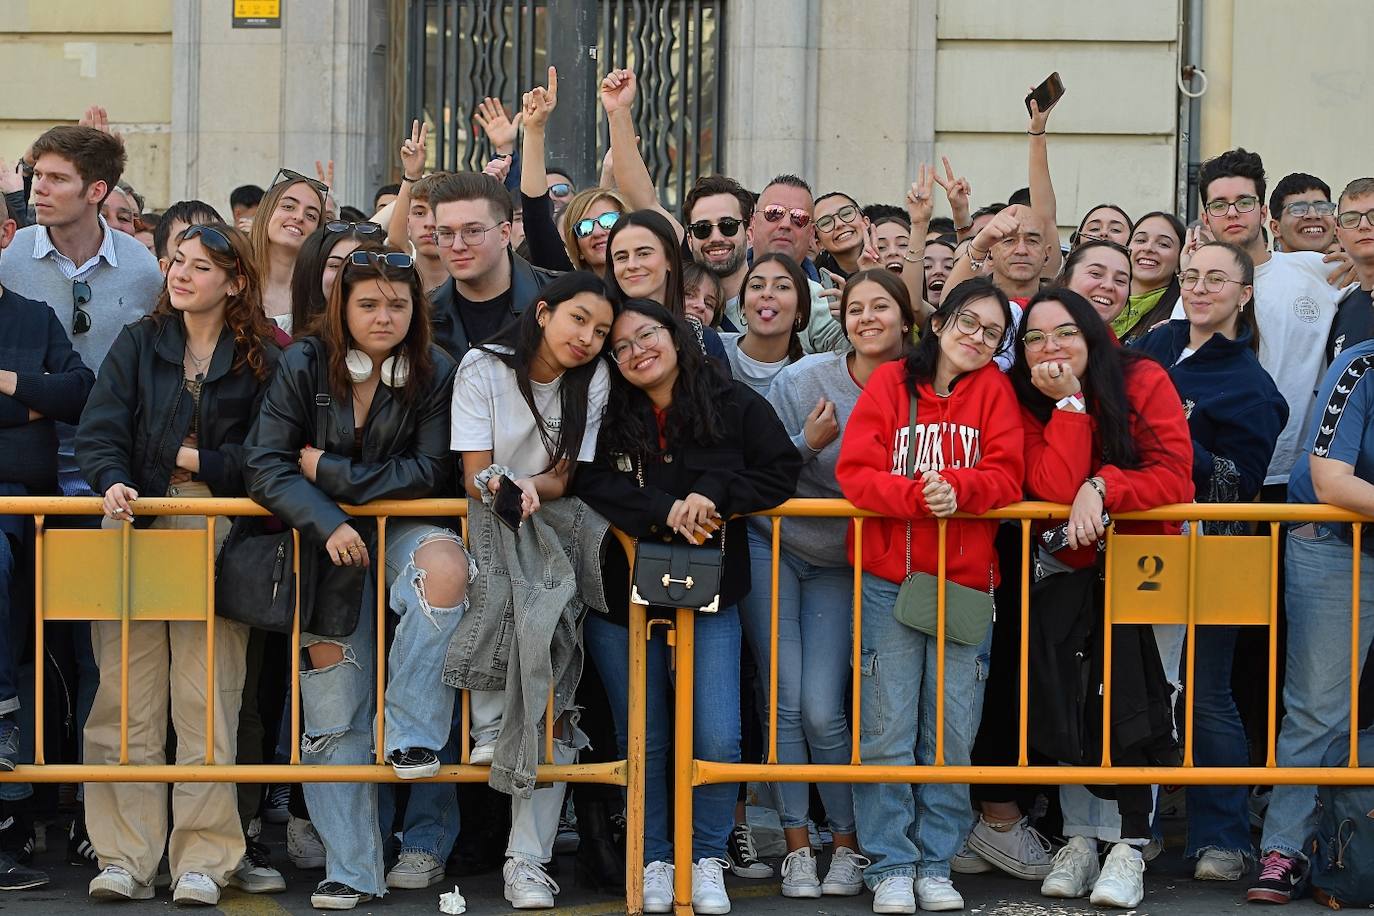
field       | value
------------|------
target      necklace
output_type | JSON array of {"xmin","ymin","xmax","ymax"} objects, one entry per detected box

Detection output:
[{"xmin": 185, "ymin": 344, "xmax": 212, "ymax": 377}]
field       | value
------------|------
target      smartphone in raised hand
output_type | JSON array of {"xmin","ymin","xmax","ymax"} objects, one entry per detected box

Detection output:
[{"xmin": 1025, "ymin": 72, "xmax": 1066, "ymax": 116}]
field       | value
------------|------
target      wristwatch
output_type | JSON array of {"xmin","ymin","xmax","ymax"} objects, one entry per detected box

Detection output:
[{"xmin": 1055, "ymin": 393, "xmax": 1085, "ymax": 412}]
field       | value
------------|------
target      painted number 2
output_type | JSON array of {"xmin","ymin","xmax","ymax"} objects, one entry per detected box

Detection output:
[{"xmin": 1136, "ymin": 555, "xmax": 1165, "ymax": 592}]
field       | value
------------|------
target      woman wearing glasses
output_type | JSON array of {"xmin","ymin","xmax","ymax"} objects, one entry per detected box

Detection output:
[
  {"xmin": 834, "ymin": 277, "xmax": 1024, "ymax": 914},
  {"xmin": 813, "ymin": 193, "xmax": 871, "ymax": 280},
  {"xmin": 1134, "ymin": 242, "xmax": 1286, "ymax": 883},
  {"xmin": 76, "ymin": 224, "xmax": 280, "ymax": 906},
  {"xmin": 559, "ymin": 189, "xmax": 628, "ymax": 273},
  {"xmin": 718, "ymin": 253, "xmax": 811, "ymax": 397},
  {"xmin": 250, "ymin": 170, "xmax": 328, "ymax": 329},
  {"xmin": 1010, "ymin": 288, "xmax": 1193, "ymax": 910},
  {"xmin": 245, "ymin": 249, "xmax": 467, "ymax": 911},
  {"xmin": 289, "ymin": 221, "xmax": 388, "ymax": 334},
  {"xmin": 575, "ymin": 298, "xmax": 800, "ymax": 914}
]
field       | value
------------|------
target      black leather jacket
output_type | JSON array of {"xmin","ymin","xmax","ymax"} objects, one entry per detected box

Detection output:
[
  {"xmin": 244, "ymin": 338, "xmax": 458, "ymax": 544},
  {"xmin": 429, "ymin": 249, "xmax": 558, "ymax": 360},
  {"xmin": 76, "ymin": 316, "xmax": 279, "ymax": 521}
]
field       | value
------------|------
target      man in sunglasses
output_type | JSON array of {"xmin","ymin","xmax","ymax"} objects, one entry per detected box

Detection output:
[
  {"xmin": 1268, "ymin": 172, "xmax": 1337, "ymax": 254},
  {"xmin": 683, "ymin": 174, "xmax": 754, "ymax": 322}
]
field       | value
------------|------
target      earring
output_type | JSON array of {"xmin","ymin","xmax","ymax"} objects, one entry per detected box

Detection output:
[
  {"xmin": 344, "ymin": 349, "xmax": 373, "ymax": 383},
  {"xmin": 380, "ymin": 354, "xmax": 410, "ymax": 387}
]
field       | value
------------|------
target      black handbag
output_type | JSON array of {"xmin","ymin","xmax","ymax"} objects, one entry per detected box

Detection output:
[{"xmin": 629, "ymin": 455, "xmax": 725, "ymax": 613}]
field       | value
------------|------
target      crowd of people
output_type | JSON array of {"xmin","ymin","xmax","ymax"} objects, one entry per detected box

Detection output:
[{"xmin": 0, "ymin": 63, "xmax": 1370, "ymax": 915}]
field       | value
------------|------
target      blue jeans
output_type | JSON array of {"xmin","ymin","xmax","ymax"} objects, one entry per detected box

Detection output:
[
  {"xmin": 380, "ymin": 717, "xmax": 462, "ymax": 862},
  {"xmin": 851, "ymin": 573, "xmax": 991, "ymax": 886},
  {"xmin": 1184, "ymin": 625, "xmax": 1253, "ymax": 858},
  {"xmin": 738, "ymin": 534, "xmax": 855, "ymax": 833},
  {"xmin": 583, "ymin": 607, "xmax": 741, "ymax": 864},
  {"xmin": 1260, "ymin": 525, "xmax": 1374, "ymax": 861},
  {"xmin": 300, "ymin": 522, "xmax": 469, "ymax": 895}
]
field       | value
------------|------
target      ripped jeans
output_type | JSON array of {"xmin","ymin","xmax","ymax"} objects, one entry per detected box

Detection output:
[{"xmin": 299, "ymin": 521, "xmax": 471, "ymax": 896}]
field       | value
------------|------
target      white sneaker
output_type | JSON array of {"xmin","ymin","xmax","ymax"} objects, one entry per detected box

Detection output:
[
  {"xmin": 1089, "ymin": 843, "xmax": 1145, "ymax": 909},
  {"xmin": 469, "ymin": 741, "xmax": 496, "ymax": 765},
  {"xmin": 1194, "ymin": 847, "xmax": 1248, "ymax": 881},
  {"xmin": 691, "ymin": 857, "xmax": 732, "ymax": 914},
  {"xmin": 916, "ymin": 876, "xmax": 964, "ymax": 911},
  {"xmin": 386, "ymin": 850, "xmax": 444, "ymax": 889},
  {"xmin": 228, "ymin": 840, "xmax": 286, "ymax": 893},
  {"xmin": 1040, "ymin": 835, "xmax": 1098, "ymax": 898},
  {"xmin": 781, "ymin": 847, "xmax": 821, "ymax": 898},
  {"xmin": 967, "ymin": 816, "xmax": 1053, "ymax": 880},
  {"xmin": 822, "ymin": 846, "xmax": 870, "ymax": 896},
  {"xmin": 503, "ymin": 856, "xmax": 559, "ymax": 909},
  {"xmin": 951, "ymin": 837, "xmax": 993, "ymax": 875},
  {"xmin": 287, "ymin": 815, "xmax": 326, "ymax": 870},
  {"xmin": 643, "ymin": 860, "xmax": 674, "ymax": 914},
  {"xmin": 172, "ymin": 871, "xmax": 221, "ymax": 906},
  {"xmin": 89, "ymin": 865, "xmax": 154, "ymax": 901},
  {"xmin": 872, "ymin": 875, "xmax": 916, "ymax": 914}
]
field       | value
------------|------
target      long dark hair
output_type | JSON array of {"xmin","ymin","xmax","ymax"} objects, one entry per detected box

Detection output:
[
  {"xmin": 480, "ymin": 271, "xmax": 616, "ymax": 473},
  {"xmin": 317, "ymin": 248, "xmax": 435, "ymax": 406},
  {"xmin": 599, "ymin": 298, "xmax": 733, "ymax": 459},
  {"xmin": 152, "ymin": 223, "xmax": 276, "ymax": 380},
  {"xmin": 741, "ymin": 252, "xmax": 812, "ymax": 363},
  {"xmin": 904, "ymin": 277, "xmax": 1011, "ymax": 397},
  {"xmin": 604, "ymin": 209, "xmax": 685, "ymax": 317},
  {"xmin": 1058, "ymin": 238, "xmax": 1132, "ymax": 287},
  {"xmin": 291, "ymin": 223, "xmax": 386, "ymax": 334},
  {"xmin": 838, "ymin": 268, "xmax": 916, "ymax": 346},
  {"xmin": 1070, "ymin": 203, "xmax": 1133, "ymax": 248},
  {"xmin": 1010, "ymin": 287, "xmax": 1156, "ymax": 469}
]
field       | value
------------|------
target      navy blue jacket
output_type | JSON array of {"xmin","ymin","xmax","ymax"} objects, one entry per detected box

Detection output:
[{"xmin": 1134, "ymin": 319, "xmax": 1287, "ymax": 502}]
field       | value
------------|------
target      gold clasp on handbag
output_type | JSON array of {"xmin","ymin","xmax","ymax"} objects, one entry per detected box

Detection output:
[{"xmin": 661, "ymin": 573, "xmax": 694, "ymax": 589}]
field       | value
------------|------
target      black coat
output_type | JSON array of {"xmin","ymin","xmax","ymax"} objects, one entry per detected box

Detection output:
[
  {"xmin": 429, "ymin": 250, "xmax": 558, "ymax": 361},
  {"xmin": 76, "ymin": 316, "xmax": 279, "ymax": 519},
  {"xmin": 575, "ymin": 379, "xmax": 802, "ymax": 617},
  {"xmin": 244, "ymin": 337, "xmax": 458, "ymax": 545}
]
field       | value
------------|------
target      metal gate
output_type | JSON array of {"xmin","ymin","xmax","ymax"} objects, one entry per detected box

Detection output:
[{"xmin": 404, "ymin": 0, "xmax": 724, "ymax": 212}]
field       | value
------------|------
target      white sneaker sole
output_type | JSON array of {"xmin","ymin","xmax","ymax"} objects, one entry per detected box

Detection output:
[
  {"xmin": 386, "ymin": 865, "xmax": 444, "ymax": 889},
  {"xmin": 172, "ymin": 882, "xmax": 221, "ymax": 906},
  {"xmin": 872, "ymin": 899, "xmax": 917, "ymax": 914},
  {"xmin": 1090, "ymin": 886, "xmax": 1143, "ymax": 908},
  {"xmin": 505, "ymin": 890, "xmax": 555, "ymax": 909},
  {"xmin": 89, "ymin": 880, "xmax": 154, "ymax": 901},
  {"xmin": 289, "ymin": 853, "xmax": 326, "ymax": 870},
  {"xmin": 228, "ymin": 872, "xmax": 287, "ymax": 894},
  {"xmin": 310, "ymin": 892, "xmax": 370, "ymax": 910},
  {"xmin": 1041, "ymin": 878, "xmax": 1091, "ymax": 898},
  {"xmin": 822, "ymin": 881, "xmax": 866, "ymax": 896},
  {"xmin": 781, "ymin": 881, "xmax": 822, "ymax": 898},
  {"xmin": 469, "ymin": 745, "xmax": 495, "ymax": 766},
  {"xmin": 691, "ymin": 896, "xmax": 731, "ymax": 915},
  {"xmin": 918, "ymin": 897, "xmax": 964, "ymax": 912}
]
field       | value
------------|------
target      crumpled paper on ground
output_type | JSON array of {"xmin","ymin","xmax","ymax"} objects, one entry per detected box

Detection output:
[{"xmin": 438, "ymin": 885, "xmax": 467, "ymax": 914}]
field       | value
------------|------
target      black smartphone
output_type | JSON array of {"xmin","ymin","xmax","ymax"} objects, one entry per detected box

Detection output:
[
  {"xmin": 493, "ymin": 475, "xmax": 524, "ymax": 532},
  {"xmin": 1041, "ymin": 510, "xmax": 1111, "ymax": 554},
  {"xmin": 1024, "ymin": 71, "xmax": 1065, "ymax": 116}
]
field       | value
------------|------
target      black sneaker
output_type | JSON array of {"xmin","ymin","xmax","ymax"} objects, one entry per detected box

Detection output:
[
  {"xmin": 68, "ymin": 817, "xmax": 98, "ymax": 867},
  {"xmin": 726, "ymin": 822, "xmax": 774, "ymax": 878},
  {"xmin": 0, "ymin": 851, "xmax": 48, "ymax": 891},
  {"xmin": 1247, "ymin": 850, "xmax": 1304, "ymax": 904},
  {"xmin": 310, "ymin": 880, "xmax": 372, "ymax": 910},
  {"xmin": 389, "ymin": 747, "xmax": 441, "ymax": 779},
  {"xmin": 0, "ymin": 816, "xmax": 34, "ymax": 866},
  {"xmin": 0, "ymin": 719, "xmax": 17, "ymax": 772}
]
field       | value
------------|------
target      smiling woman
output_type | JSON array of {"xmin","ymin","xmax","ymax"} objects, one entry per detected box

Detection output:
[
  {"xmin": 249, "ymin": 175, "xmax": 327, "ymax": 327},
  {"xmin": 720, "ymin": 253, "xmax": 812, "ymax": 396}
]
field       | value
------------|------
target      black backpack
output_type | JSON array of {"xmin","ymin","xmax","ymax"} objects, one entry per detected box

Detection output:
[{"xmin": 1311, "ymin": 731, "xmax": 1374, "ymax": 909}]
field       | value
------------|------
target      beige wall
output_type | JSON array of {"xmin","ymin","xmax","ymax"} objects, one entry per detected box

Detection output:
[{"xmin": 0, "ymin": 0, "xmax": 173, "ymax": 207}]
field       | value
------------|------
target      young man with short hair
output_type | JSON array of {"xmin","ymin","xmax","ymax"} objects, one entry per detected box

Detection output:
[
  {"xmin": 229, "ymin": 184, "xmax": 263, "ymax": 230},
  {"xmin": 1268, "ymin": 172, "xmax": 1336, "ymax": 254},
  {"xmin": 1323, "ymin": 178, "xmax": 1374, "ymax": 363}
]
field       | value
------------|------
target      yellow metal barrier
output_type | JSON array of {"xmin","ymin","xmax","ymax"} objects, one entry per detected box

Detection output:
[
  {"xmin": 665, "ymin": 499, "xmax": 1374, "ymax": 914},
  {"xmin": 3, "ymin": 497, "xmax": 648, "ymax": 915}
]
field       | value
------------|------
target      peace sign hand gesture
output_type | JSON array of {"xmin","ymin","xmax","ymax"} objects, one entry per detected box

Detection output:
[
  {"xmin": 932, "ymin": 156, "xmax": 971, "ymax": 225},
  {"xmin": 400, "ymin": 119, "xmax": 428, "ymax": 180},
  {"xmin": 906, "ymin": 163, "xmax": 936, "ymax": 226}
]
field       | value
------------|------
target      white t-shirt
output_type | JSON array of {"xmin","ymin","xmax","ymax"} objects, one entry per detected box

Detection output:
[
  {"xmin": 450, "ymin": 346, "xmax": 610, "ymax": 478},
  {"xmin": 1172, "ymin": 250, "xmax": 1344, "ymax": 484},
  {"xmin": 720, "ymin": 332, "xmax": 790, "ymax": 397}
]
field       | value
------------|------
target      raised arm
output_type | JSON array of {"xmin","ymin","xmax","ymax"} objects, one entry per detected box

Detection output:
[
  {"xmin": 903, "ymin": 163, "xmax": 936, "ymax": 324},
  {"xmin": 933, "ymin": 156, "xmax": 973, "ymax": 242},
  {"xmin": 941, "ymin": 204, "xmax": 1027, "ymax": 296},
  {"xmin": 518, "ymin": 67, "xmax": 574, "ymax": 270},
  {"xmin": 387, "ymin": 119, "xmax": 429, "ymax": 249},
  {"xmin": 1027, "ymin": 94, "xmax": 1062, "ymax": 275},
  {"xmin": 601, "ymin": 68, "xmax": 683, "ymax": 240}
]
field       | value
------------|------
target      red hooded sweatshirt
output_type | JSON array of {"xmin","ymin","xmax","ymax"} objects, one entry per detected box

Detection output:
[
  {"xmin": 1021, "ymin": 356, "xmax": 1195, "ymax": 569},
  {"xmin": 837, "ymin": 360, "xmax": 1025, "ymax": 589}
]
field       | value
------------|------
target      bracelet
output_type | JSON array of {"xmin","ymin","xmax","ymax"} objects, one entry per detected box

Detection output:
[
  {"xmin": 1027, "ymin": 129, "xmax": 1046, "ymax": 136},
  {"xmin": 401, "ymin": 174, "xmax": 421, "ymax": 182},
  {"xmin": 1085, "ymin": 476, "xmax": 1106, "ymax": 501},
  {"xmin": 473, "ymin": 463, "xmax": 514, "ymax": 505},
  {"xmin": 955, "ymin": 223, "xmax": 972, "ymax": 234},
  {"xmin": 967, "ymin": 245, "xmax": 989, "ymax": 270}
]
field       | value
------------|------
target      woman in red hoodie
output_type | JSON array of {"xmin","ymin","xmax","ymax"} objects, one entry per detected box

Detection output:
[
  {"xmin": 1009, "ymin": 287, "xmax": 1193, "ymax": 910},
  {"xmin": 836, "ymin": 277, "xmax": 1025, "ymax": 913}
]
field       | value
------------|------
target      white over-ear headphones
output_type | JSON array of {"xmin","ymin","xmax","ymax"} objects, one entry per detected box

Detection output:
[{"xmin": 345, "ymin": 349, "xmax": 410, "ymax": 387}]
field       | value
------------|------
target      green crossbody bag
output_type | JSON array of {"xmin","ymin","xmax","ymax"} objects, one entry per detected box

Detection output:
[{"xmin": 891, "ymin": 392, "xmax": 996, "ymax": 646}]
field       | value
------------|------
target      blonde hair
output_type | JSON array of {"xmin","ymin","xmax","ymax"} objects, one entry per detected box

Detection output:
[{"xmin": 561, "ymin": 188, "xmax": 629, "ymax": 269}]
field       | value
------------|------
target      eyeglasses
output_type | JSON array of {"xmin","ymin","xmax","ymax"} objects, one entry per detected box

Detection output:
[
  {"xmin": 549, "ymin": 182, "xmax": 573, "ymax": 199},
  {"xmin": 814, "ymin": 204, "xmax": 859, "ymax": 234},
  {"xmin": 270, "ymin": 168, "xmax": 329, "ymax": 198},
  {"xmin": 72, "ymin": 280, "xmax": 92, "ymax": 335},
  {"xmin": 325, "ymin": 220, "xmax": 384, "ymax": 236},
  {"xmin": 950, "ymin": 310, "xmax": 1005, "ymax": 349},
  {"xmin": 1178, "ymin": 269, "xmax": 1245, "ymax": 293},
  {"xmin": 686, "ymin": 217, "xmax": 744, "ymax": 240},
  {"xmin": 1022, "ymin": 323, "xmax": 1082, "ymax": 351},
  {"xmin": 1204, "ymin": 195, "xmax": 1259, "ymax": 218},
  {"xmin": 760, "ymin": 205, "xmax": 812, "ymax": 229},
  {"xmin": 574, "ymin": 211, "xmax": 620, "ymax": 239},
  {"xmin": 1337, "ymin": 208, "xmax": 1374, "ymax": 230},
  {"xmin": 610, "ymin": 324, "xmax": 667, "ymax": 364},
  {"xmin": 1283, "ymin": 200, "xmax": 1336, "ymax": 218},
  {"xmin": 348, "ymin": 250, "xmax": 415, "ymax": 270},
  {"xmin": 431, "ymin": 222, "xmax": 508, "ymax": 247}
]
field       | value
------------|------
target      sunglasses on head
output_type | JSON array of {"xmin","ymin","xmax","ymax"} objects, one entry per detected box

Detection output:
[
  {"xmin": 181, "ymin": 224, "xmax": 234, "ymax": 254},
  {"xmin": 760, "ymin": 205, "xmax": 811, "ymax": 228},
  {"xmin": 72, "ymin": 280, "xmax": 92, "ymax": 335},
  {"xmin": 574, "ymin": 211, "xmax": 620, "ymax": 238},
  {"xmin": 686, "ymin": 217, "xmax": 744, "ymax": 240},
  {"xmin": 270, "ymin": 168, "xmax": 330, "ymax": 198},
  {"xmin": 326, "ymin": 220, "xmax": 384, "ymax": 236},
  {"xmin": 349, "ymin": 250, "xmax": 415, "ymax": 270}
]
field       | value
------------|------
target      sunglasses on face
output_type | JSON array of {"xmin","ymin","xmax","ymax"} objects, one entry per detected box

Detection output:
[
  {"xmin": 325, "ymin": 220, "xmax": 384, "ymax": 236},
  {"xmin": 686, "ymin": 217, "xmax": 744, "ymax": 240},
  {"xmin": 814, "ymin": 204, "xmax": 859, "ymax": 234},
  {"xmin": 549, "ymin": 182, "xmax": 573, "ymax": 199},
  {"xmin": 574, "ymin": 211, "xmax": 620, "ymax": 238},
  {"xmin": 72, "ymin": 280, "xmax": 92, "ymax": 335},
  {"xmin": 270, "ymin": 168, "xmax": 329, "ymax": 198},
  {"xmin": 760, "ymin": 205, "xmax": 812, "ymax": 229},
  {"xmin": 349, "ymin": 250, "xmax": 415, "ymax": 270}
]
